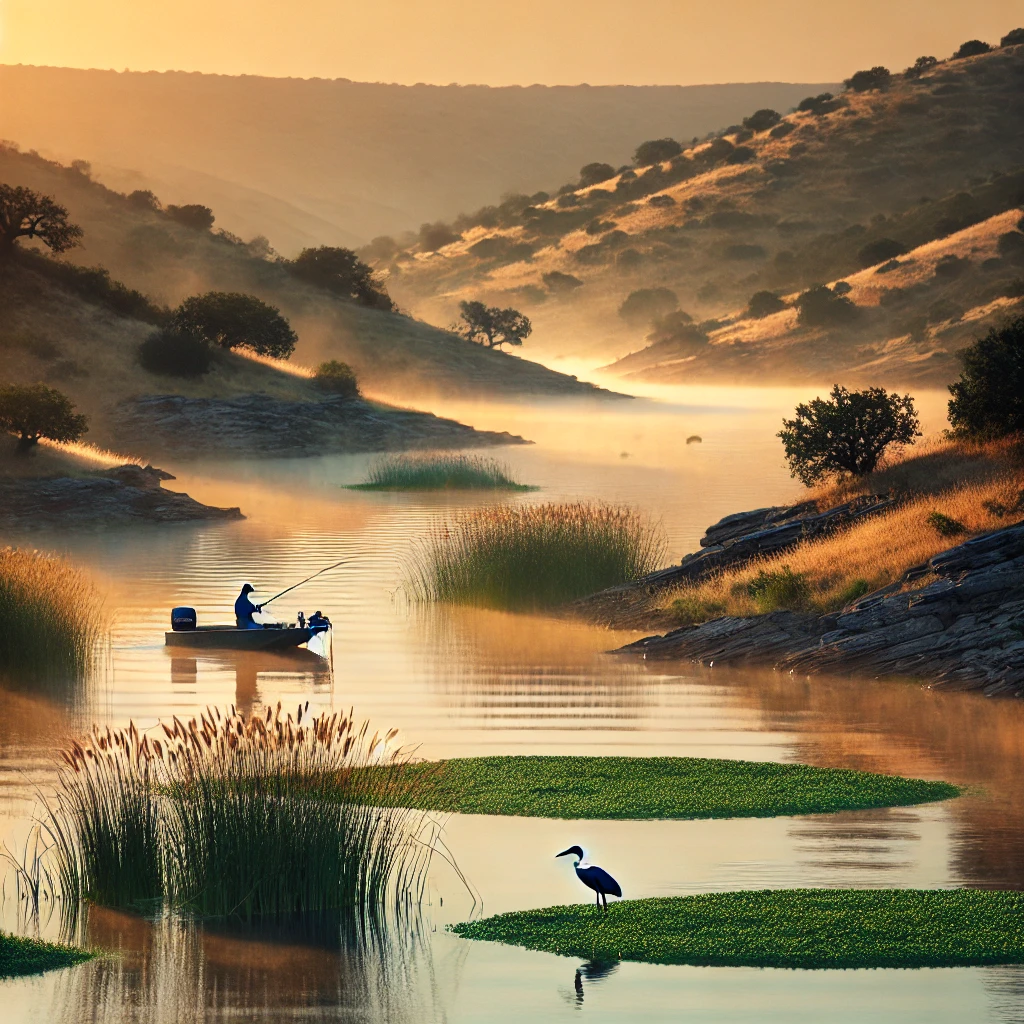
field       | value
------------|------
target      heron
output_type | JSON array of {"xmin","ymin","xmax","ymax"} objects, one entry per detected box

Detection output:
[{"xmin": 556, "ymin": 846, "xmax": 622, "ymax": 910}]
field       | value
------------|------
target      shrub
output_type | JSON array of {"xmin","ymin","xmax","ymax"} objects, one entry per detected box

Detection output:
[
  {"xmin": 648, "ymin": 194, "xmax": 676, "ymax": 208},
  {"xmin": 126, "ymin": 189, "xmax": 161, "ymax": 211},
  {"xmin": 904, "ymin": 56, "xmax": 938, "ymax": 78},
  {"xmin": 1001, "ymin": 28, "xmax": 1024, "ymax": 46},
  {"xmin": 0, "ymin": 382, "xmax": 88, "ymax": 448},
  {"xmin": 779, "ymin": 385, "xmax": 920, "ymax": 485},
  {"xmin": 746, "ymin": 291, "xmax": 787, "ymax": 318},
  {"xmin": 743, "ymin": 109, "xmax": 781, "ymax": 132},
  {"xmin": 635, "ymin": 139, "xmax": 682, "ymax": 166},
  {"xmin": 289, "ymin": 246, "xmax": 395, "ymax": 309},
  {"xmin": 953, "ymin": 40, "xmax": 992, "ymax": 59},
  {"xmin": 313, "ymin": 360, "xmax": 359, "ymax": 397},
  {"xmin": 585, "ymin": 218, "xmax": 616, "ymax": 236},
  {"xmin": 418, "ymin": 221, "xmax": 459, "ymax": 251},
  {"xmin": 832, "ymin": 280, "xmax": 853, "ymax": 295},
  {"xmin": 171, "ymin": 292, "xmax": 297, "ymax": 358},
  {"xmin": 616, "ymin": 248, "xmax": 643, "ymax": 269},
  {"xmin": 351, "ymin": 453, "xmax": 529, "ymax": 491},
  {"xmin": 647, "ymin": 312, "xmax": 707, "ymax": 353},
  {"xmin": 726, "ymin": 146, "xmax": 756, "ymax": 165},
  {"xmin": 845, "ymin": 67, "xmax": 892, "ymax": 92},
  {"xmin": 797, "ymin": 93, "xmax": 840, "ymax": 115},
  {"xmin": 858, "ymin": 238, "xmax": 907, "ymax": 267},
  {"xmin": 542, "ymin": 271, "xmax": 583, "ymax": 293},
  {"xmin": 770, "ymin": 122, "xmax": 796, "ymax": 139},
  {"xmin": 927, "ymin": 511, "xmax": 967, "ymax": 537},
  {"xmin": 795, "ymin": 285, "xmax": 859, "ymax": 327},
  {"xmin": 138, "ymin": 328, "xmax": 212, "ymax": 377},
  {"xmin": 618, "ymin": 287, "xmax": 678, "ymax": 325},
  {"xmin": 410, "ymin": 502, "xmax": 665, "ymax": 610},
  {"xmin": 934, "ymin": 255, "xmax": 969, "ymax": 279},
  {"xmin": 746, "ymin": 566, "xmax": 811, "ymax": 612},
  {"xmin": 165, "ymin": 204, "xmax": 214, "ymax": 230},
  {"xmin": 837, "ymin": 578, "xmax": 871, "ymax": 605},
  {"xmin": 697, "ymin": 137, "xmax": 735, "ymax": 164},
  {"xmin": 579, "ymin": 162, "xmax": 616, "ymax": 187},
  {"xmin": 997, "ymin": 232, "xmax": 1024, "ymax": 262},
  {"xmin": 670, "ymin": 594, "xmax": 726, "ymax": 626},
  {"xmin": 947, "ymin": 316, "xmax": 1024, "ymax": 438}
]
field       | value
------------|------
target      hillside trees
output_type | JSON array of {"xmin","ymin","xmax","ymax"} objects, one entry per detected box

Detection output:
[
  {"xmin": 166, "ymin": 204, "xmax": 215, "ymax": 230},
  {"xmin": 947, "ymin": 317, "xmax": 1024, "ymax": 438},
  {"xmin": 634, "ymin": 139, "xmax": 682, "ymax": 167},
  {"xmin": 579, "ymin": 163, "xmax": 616, "ymax": 187},
  {"xmin": 779, "ymin": 385, "xmax": 920, "ymax": 485},
  {"xmin": 138, "ymin": 329, "xmax": 213, "ymax": 377},
  {"xmin": 618, "ymin": 287, "xmax": 678, "ymax": 325},
  {"xmin": 288, "ymin": 246, "xmax": 395, "ymax": 309},
  {"xmin": 172, "ymin": 292, "xmax": 297, "ymax": 358},
  {"xmin": 796, "ymin": 285, "xmax": 859, "ymax": 327},
  {"xmin": 746, "ymin": 291, "xmax": 787, "ymax": 318},
  {"xmin": 953, "ymin": 40, "xmax": 992, "ymax": 59},
  {"xmin": 845, "ymin": 67, "xmax": 892, "ymax": 92},
  {"xmin": 0, "ymin": 185, "xmax": 83, "ymax": 260},
  {"xmin": 0, "ymin": 383, "xmax": 88, "ymax": 449},
  {"xmin": 456, "ymin": 301, "xmax": 532, "ymax": 350}
]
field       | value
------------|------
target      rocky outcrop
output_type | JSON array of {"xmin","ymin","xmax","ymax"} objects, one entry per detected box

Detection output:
[
  {"xmin": 114, "ymin": 394, "xmax": 527, "ymax": 457},
  {"xmin": 0, "ymin": 464, "xmax": 243, "ymax": 527},
  {"xmin": 573, "ymin": 494, "xmax": 895, "ymax": 628},
  {"xmin": 616, "ymin": 521, "xmax": 1024, "ymax": 696}
]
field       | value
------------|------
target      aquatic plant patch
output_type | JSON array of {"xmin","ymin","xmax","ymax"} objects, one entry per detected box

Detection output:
[
  {"xmin": 0, "ymin": 930, "xmax": 92, "ymax": 977},
  {"xmin": 369, "ymin": 755, "xmax": 959, "ymax": 820},
  {"xmin": 349, "ymin": 453, "xmax": 532, "ymax": 491},
  {"xmin": 452, "ymin": 889, "xmax": 1024, "ymax": 969},
  {"xmin": 410, "ymin": 502, "xmax": 664, "ymax": 610}
]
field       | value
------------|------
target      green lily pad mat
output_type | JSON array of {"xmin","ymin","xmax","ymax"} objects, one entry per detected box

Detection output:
[
  {"xmin": 0, "ymin": 931, "xmax": 92, "ymax": 978},
  {"xmin": 452, "ymin": 889, "xmax": 1024, "ymax": 969},
  {"xmin": 378, "ymin": 755, "xmax": 959, "ymax": 819}
]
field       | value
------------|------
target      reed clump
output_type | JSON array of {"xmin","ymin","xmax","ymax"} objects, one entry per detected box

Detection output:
[
  {"xmin": 411, "ymin": 501, "xmax": 665, "ymax": 610},
  {"xmin": 48, "ymin": 704, "xmax": 432, "ymax": 919},
  {"xmin": 350, "ymin": 453, "xmax": 532, "ymax": 491},
  {"xmin": 0, "ymin": 547, "xmax": 102, "ymax": 681}
]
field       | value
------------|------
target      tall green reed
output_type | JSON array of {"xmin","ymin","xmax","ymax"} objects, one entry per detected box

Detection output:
[
  {"xmin": 410, "ymin": 501, "xmax": 666, "ymax": 610},
  {"xmin": 350, "ymin": 453, "xmax": 531, "ymax": 491},
  {"xmin": 47, "ymin": 704, "xmax": 433, "ymax": 920},
  {"xmin": 0, "ymin": 547, "xmax": 102, "ymax": 681}
]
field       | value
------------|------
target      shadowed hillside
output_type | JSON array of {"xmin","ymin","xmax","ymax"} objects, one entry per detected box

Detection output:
[
  {"xmin": 0, "ymin": 65, "xmax": 834, "ymax": 250},
  {"xmin": 383, "ymin": 38, "xmax": 1024, "ymax": 386}
]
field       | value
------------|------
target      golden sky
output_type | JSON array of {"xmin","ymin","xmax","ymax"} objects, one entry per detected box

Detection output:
[{"xmin": 0, "ymin": 0, "xmax": 1020, "ymax": 86}]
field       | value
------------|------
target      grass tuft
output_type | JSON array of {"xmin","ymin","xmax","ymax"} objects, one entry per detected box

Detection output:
[
  {"xmin": 0, "ymin": 547, "xmax": 102, "ymax": 681},
  {"xmin": 410, "ymin": 502, "xmax": 665, "ymax": 610},
  {"xmin": 349, "ymin": 453, "xmax": 532, "ymax": 491},
  {"xmin": 368, "ymin": 755, "xmax": 959, "ymax": 820},
  {"xmin": 927, "ymin": 510, "xmax": 967, "ymax": 536},
  {"xmin": 46, "ymin": 705, "xmax": 433, "ymax": 919},
  {"xmin": 452, "ymin": 889, "xmax": 1024, "ymax": 969},
  {"xmin": 0, "ymin": 930, "xmax": 93, "ymax": 978}
]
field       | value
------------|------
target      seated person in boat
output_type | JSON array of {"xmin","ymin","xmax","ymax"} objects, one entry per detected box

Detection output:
[
  {"xmin": 308, "ymin": 610, "xmax": 331, "ymax": 630},
  {"xmin": 234, "ymin": 584, "xmax": 264, "ymax": 629}
]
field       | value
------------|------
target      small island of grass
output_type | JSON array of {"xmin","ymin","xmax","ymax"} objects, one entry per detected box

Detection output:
[
  {"xmin": 452, "ymin": 889, "xmax": 1024, "ymax": 969},
  {"xmin": 0, "ymin": 930, "xmax": 93, "ymax": 978},
  {"xmin": 369, "ymin": 755, "xmax": 959, "ymax": 820},
  {"xmin": 348, "ymin": 453, "xmax": 533, "ymax": 491}
]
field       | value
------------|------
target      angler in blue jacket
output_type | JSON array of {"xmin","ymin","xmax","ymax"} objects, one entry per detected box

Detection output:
[{"xmin": 234, "ymin": 584, "xmax": 263, "ymax": 629}]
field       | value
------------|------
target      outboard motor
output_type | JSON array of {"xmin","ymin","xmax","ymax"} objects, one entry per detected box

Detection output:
[{"xmin": 171, "ymin": 606, "xmax": 197, "ymax": 631}]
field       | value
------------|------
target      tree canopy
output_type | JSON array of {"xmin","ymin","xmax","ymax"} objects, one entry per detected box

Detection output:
[
  {"xmin": 634, "ymin": 139, "xmax": 682, "ymax": 167},
  {"xmin": 166, "ymin": 204, "xmax": 215, "ymax": 230},
  {"xmin": 456, "ymin": 301, "xmax": 532, "ymax": 350},
  {"xmin": 0, "ymin": 383, "xmax": 88, "ymax": 448},
  {"xmin": 288, "ymin": 247, "xmax": 394, "ymax": 309},
  {"xmin": 779, "ymin": 385, "xmax": 920, "ymax": 485},
  {"xmin": 171, "ymin": 292, "xmax": 297, "ymax": 358},
  {"xmin": 947, "ymin": 317, "xmax": 1024, "ymax": 439},
  {"xmin": 0, "ymin": 185, "xmax": 83, "ymax": 259},
  {"xmin": 579, "ymin": 162, "xmax": 616, "ymax": 188}
]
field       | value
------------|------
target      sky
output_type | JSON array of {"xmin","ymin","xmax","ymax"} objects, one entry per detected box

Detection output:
[{"xmin": 0, "ymin": 0, "xmax": 1020, "ymax": 86}]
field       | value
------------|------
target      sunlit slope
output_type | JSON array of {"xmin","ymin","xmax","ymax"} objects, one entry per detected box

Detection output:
[
  {"xmin": 0, "ymin": 146, "xmax": 607, "ymax": 400},
  {"xmin": 0, "ymin": 65, "xmax": 833, "ymax": 249},
  {"xmin": 384, "ymin": 43, "xmax": 1024, "ymax": 384}
]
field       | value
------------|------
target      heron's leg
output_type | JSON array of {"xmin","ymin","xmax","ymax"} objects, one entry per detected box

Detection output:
[
  {"xmin": 602, "ymin": 892, "xmax": 608, "ymax": 910},
  {"xmin": 595, "ymin": 891, "xmax": 600, "ymax": 907}
]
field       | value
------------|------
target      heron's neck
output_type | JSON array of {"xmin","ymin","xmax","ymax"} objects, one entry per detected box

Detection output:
[{"xmin": 577, "ymin": 857, "xmax": 590, "ymax": 869}]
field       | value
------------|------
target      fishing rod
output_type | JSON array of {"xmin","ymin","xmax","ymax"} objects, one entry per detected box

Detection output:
[{"xmin": 259, "ymin": 559, "xmax": 348, "ymax": 607}]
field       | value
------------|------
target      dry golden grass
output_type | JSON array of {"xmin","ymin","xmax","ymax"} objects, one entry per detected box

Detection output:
[{"xmin": 664, "ymin": 437, "xmax": 1024, "ymax": 623}]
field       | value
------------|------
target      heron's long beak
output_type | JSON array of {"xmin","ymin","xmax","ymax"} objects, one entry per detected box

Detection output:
[{"xmin": 555, "ymin": 848, "xmax": 574, "ymax": 858}]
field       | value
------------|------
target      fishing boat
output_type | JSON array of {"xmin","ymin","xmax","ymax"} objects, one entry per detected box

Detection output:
[{"xmin": 165, "ymin": 607, "xmax": 330, "ymax": 654}]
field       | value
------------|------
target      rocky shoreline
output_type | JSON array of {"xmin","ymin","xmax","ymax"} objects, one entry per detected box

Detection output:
[
  {"xmin": 0, "ymin": 464, "xmax": 243, "ymax": 529},
  {"xmin": 114, "ymin": 394, "xmax": 528, "ymax": 457},
  {"xmin": 614, "ymin": 520, "xmax": 1024, "ymax": 697}
]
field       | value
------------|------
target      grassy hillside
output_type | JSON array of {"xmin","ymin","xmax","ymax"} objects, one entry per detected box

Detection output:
[
  {"xmin": 384, "ymin": 40, "xmax": 1024, "ymax": 386},
  {"xmin": 0, "ymin": 145, "xmax": 610, "ymax": 402},
  {"xmin": 0, "ymin": 65, "xmax": 834, "ymax": 249}
]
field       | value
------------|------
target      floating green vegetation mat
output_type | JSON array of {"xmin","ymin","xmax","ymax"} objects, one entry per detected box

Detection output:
[
  {"xmin": 348, "ymin": 453, "xmax": 533, "ymax": 491},
  {"xmin": 368, "ymin": 755, "xmax": 959, "ymax": 820},
  {"xmin": 0, "ymin": 931, "xmax": 92, "ymax": 978},
  {"xmin": 452, "ymin": 889, "xmax": 1024, "ymax": 969}
]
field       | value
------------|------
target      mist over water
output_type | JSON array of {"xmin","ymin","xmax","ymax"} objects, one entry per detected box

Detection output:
[{"xmin": 2, "ymin": 388, "xmax": 1023, "ymax": 1023}]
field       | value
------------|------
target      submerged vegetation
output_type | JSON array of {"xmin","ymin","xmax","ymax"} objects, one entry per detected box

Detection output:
[
  {"xmin": 47, "ymin": 705, "xmax": 432, "ymax": 919},
  {"xmin": 375, "ymin": 755, "xmax": 959, "ymax": 820},
  {"xmin": 0, "ymin": 547, "xmax": 102, "ymax": 681},
  {"xmin": 350, "ymin": 453, "xmax": 531, "ymax": 491},
  {"xmin": 453, "ymin": 889, "xmax": 1024, "ymax": 969},
  {"xmin": 0, "ymin": 930, "xmax": 92, "ymax": 978},
  {"xmin": 410, "ymin": 502, "xmax": 664, "ymax": 610}
]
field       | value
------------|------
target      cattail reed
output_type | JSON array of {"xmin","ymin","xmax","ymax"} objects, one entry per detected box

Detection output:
[
  {"xmin": 0, "ymin": 546, "xmax": 102, "ymax": 681},
  {"xmin": 351, "ymin": 452, "xmax": 531, "ymax": 491},
  {"xmin": 47, "ymin": 705, "xmax": 433, "ymax": 920},
  {"xmin": 410, "ymin": 501, "xmax": 665, "ymax": 610}
]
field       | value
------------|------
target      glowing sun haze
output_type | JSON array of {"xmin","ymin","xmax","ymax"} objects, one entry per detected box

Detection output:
[{"xmin": 0, "ymin": 0, "xmax": 1019, "ymax": 86}]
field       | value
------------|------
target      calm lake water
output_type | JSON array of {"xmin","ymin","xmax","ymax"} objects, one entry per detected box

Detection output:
[{"xmin": 4, "ymin": 385, "xmax": 1024, "ymax": 1023}]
